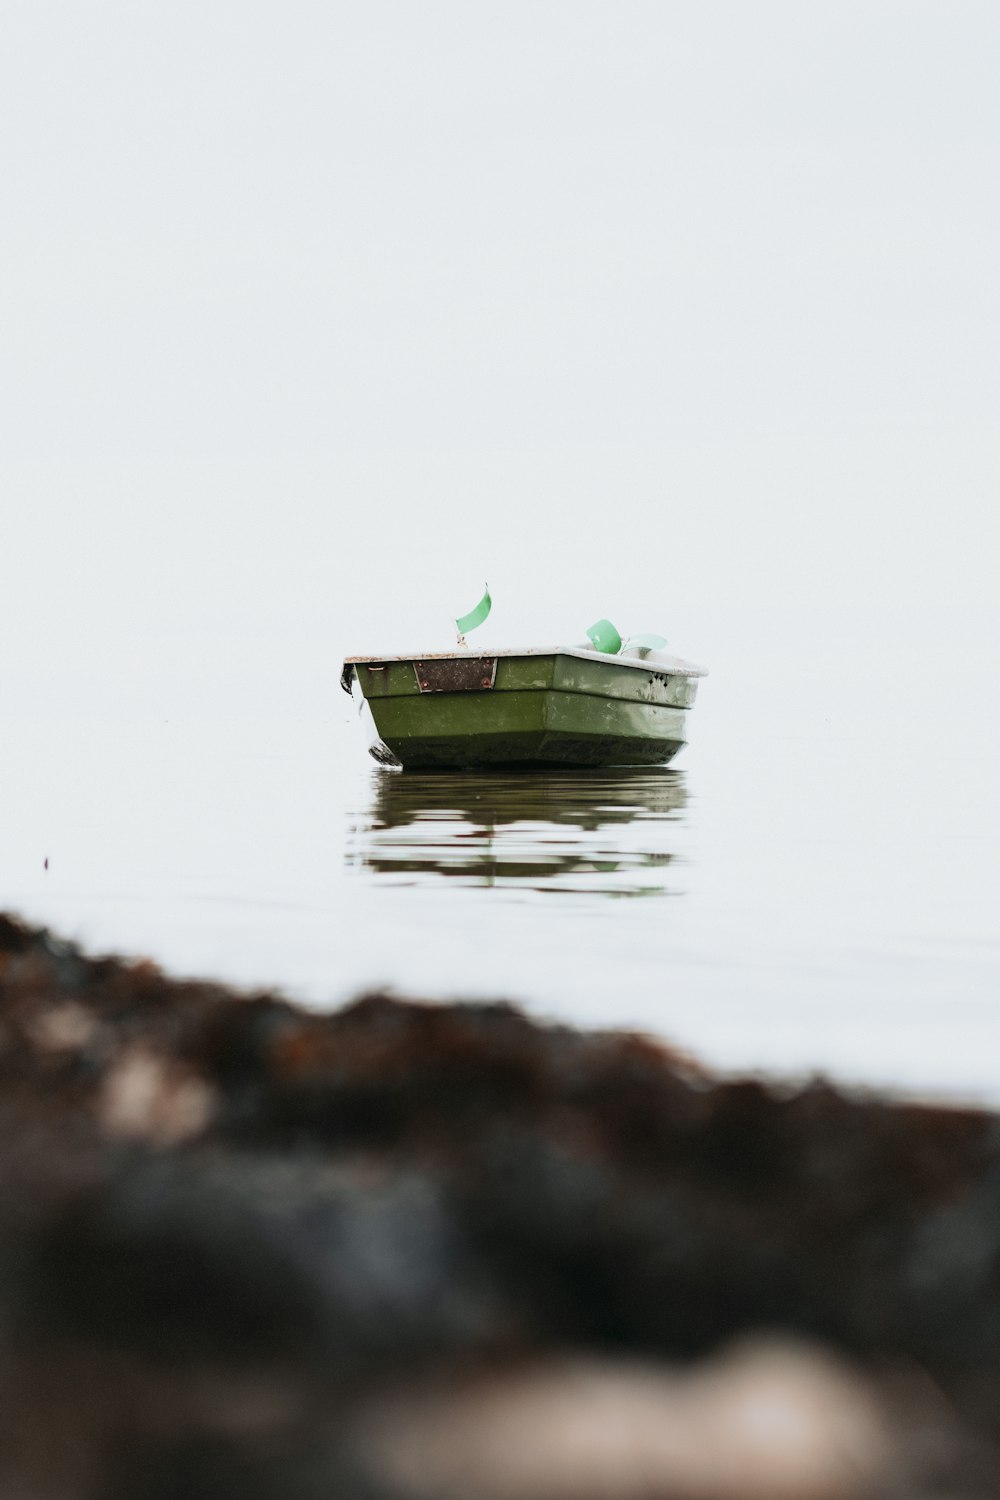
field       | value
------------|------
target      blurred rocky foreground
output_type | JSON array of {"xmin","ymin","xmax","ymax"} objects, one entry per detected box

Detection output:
[{"xmin": 2, "ymin": 915, "xmax": 1000, "ymax": 1499}]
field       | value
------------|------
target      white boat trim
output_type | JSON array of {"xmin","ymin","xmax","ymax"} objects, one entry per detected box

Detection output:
[{"xmin": 342, "ymin": 646, "xmax": 707, "ymax": 677}]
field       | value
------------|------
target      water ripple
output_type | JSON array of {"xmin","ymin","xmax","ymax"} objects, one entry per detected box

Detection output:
[{"xmin": 346, "ymin": 768, "xmax": 687, "ymax": 898}]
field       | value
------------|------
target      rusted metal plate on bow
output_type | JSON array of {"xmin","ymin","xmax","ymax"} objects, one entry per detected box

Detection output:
[{"xmin": 414, "ymin": 657, "xmax": 497, "ymax": 692}]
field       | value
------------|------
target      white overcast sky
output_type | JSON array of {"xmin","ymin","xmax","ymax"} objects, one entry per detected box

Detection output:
[{"xmin": 2, "ymin": 1, "xmax": 998, "ymax": 708}]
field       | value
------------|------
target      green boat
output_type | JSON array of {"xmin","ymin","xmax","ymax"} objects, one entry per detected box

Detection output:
[{"xmin": 340, "ymin": 645, "xmax": 706, "ymax": 768}]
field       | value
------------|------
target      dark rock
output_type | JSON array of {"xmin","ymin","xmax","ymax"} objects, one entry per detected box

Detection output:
[{"xmin": 1, "ymin": 911, "xmax": 998, "ymax": 1497}]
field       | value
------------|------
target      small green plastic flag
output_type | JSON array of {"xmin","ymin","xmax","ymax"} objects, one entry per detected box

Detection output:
[
  {"xmin": 627, "ymin": 633, "xmax": 668, "ymax": 655},
  {"xmin": 586, "ymin": 618, "xmax": 622, "ymax": 654},
  {"xmin": 456, "ymin": 586, "xmax": 491, "ymax": 636}
]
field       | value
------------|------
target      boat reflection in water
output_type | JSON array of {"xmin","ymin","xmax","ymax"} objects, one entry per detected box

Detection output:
[{"xmin": 347, "ymin": 768, "xmax": 687, "ymax": 898}]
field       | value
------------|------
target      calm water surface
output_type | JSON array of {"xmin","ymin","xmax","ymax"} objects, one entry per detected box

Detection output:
[
  {"xmin": 2, "ymin": 614, "xmax": 998, "ymax": 1102},
  {"xmin": 347, "ymin": 769, "xmax": 686, "ymax": 898}
]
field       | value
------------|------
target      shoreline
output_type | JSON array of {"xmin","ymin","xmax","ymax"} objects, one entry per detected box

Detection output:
[{"xmin": 2, "ymin": 910, "xmax": 999, "ymax": 1497}]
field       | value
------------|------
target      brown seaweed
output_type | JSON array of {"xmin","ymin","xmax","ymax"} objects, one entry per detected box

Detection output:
[{"xmin": 1, "ymin": 912, "xmax": 998, "ymax": 1498}]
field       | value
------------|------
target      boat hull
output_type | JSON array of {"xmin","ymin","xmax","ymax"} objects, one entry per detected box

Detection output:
[{"xmin": 346, "ymin": 651, "xmax": 700, "ymax": 769}]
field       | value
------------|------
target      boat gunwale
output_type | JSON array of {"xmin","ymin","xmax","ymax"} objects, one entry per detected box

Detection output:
[{"xmin": 342, "ymin": 646, "xmax": 708, "ymax": 678}]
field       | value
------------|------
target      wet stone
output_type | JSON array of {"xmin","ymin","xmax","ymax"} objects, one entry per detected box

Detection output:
[{"xmin": 0, "ymin": 911, "xmax": 998, "ymax": 1499}]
